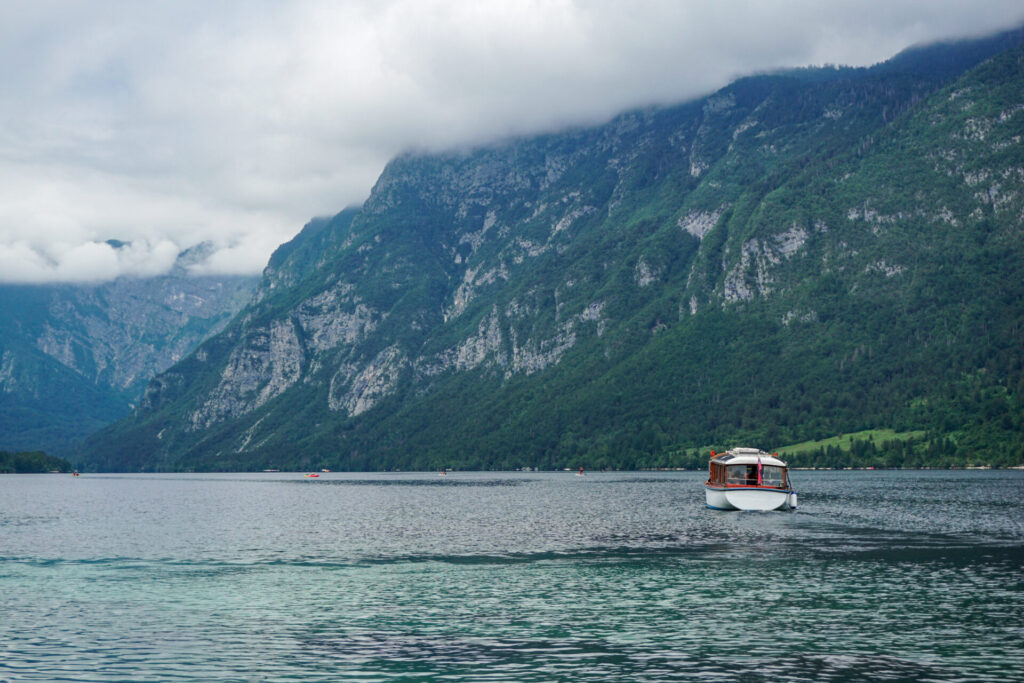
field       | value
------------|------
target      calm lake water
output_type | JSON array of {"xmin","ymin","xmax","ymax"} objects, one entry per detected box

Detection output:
[{"xmin": 1, "ymin": 470, "xmax": 1022, "ymax": 682}]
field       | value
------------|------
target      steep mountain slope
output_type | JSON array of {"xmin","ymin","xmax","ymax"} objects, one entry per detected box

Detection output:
[
  {"xmin": 0, "ymin": 255, "xmax": 256, "ymax": 453},
  {"xmin": 85, "ymin": 30, "xmax": 1024, "ymax": 471}
]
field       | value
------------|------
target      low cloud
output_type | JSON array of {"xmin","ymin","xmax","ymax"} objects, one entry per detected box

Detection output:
[
  {"xmin": 0, "ymin": 238, "xmax": 178, "ymax": 284},
  {"xmin": 1, "ymin": 0, "xmax": 1022, "ymax": 283}
]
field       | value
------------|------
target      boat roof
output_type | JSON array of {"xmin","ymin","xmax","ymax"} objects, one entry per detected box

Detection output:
[{"xmin": 710, "ymin": 447, "xmax": 787, "ymax": 467}]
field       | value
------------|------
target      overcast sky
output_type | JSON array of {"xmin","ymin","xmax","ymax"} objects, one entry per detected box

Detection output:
[{"xmin": 1, "ymin": 1, "xmax": 1022, "ymax": 283}]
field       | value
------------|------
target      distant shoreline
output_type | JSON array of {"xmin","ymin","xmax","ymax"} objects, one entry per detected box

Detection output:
[{"xmin": 7, "ymin": 465, "xmax": 1022, "ymax": 475}]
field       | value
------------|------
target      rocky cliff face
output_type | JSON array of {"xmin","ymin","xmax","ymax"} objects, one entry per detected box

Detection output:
[
  {"xmin": 86, "ymin": 29, "xmax": 1024, "ymax": 471},
  {"xmin": 34, "ymin": 274, "xmax": 255, "ymax": 396}
]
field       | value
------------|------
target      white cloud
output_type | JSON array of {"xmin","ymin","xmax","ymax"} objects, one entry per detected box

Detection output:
[
  {"xmin": 0, "ymin": 0, "xmax": 1022, "ymax": 282},
  {"xmin": 0, "ymin": 238, "xmax": 180, "ymax": 284}
]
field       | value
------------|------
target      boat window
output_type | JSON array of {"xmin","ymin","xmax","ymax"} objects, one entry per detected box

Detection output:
[
  {"xmin": 726, "ymin": 465, "xmax": 757, "ymax": 485},
  {"xmin": 724, "ymin": 464, "xmax": 787, "ymax": 487},
  {"xmin": 761, "ymin": 466, "xmax": 786, "ymax": 487}
]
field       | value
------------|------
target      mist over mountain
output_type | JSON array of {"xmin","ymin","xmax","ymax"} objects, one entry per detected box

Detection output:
[{"xmin": 83, "ymin": 28, "xmax": 1024, "ymax": 471}]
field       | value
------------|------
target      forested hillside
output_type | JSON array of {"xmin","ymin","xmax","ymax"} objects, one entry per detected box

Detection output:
[
  {"xmin": 84, "ymin": 29, "xmax": 1024, "ymax": 471},
  {"xmin": 0, "ymin": 450, "xmax": 73, "ymax": 474}
]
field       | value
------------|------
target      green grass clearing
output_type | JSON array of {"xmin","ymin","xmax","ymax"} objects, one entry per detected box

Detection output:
[{"xmin": 776, "ymin": 429, "xmax": 927, "ymax": 456}]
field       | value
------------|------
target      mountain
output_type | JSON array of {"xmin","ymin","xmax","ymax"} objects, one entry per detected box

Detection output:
[
  {"xmin": 0, "ymin": 252, "xmax": 256, "ymax": 454},
  {"xmin": 84, "ymin": 29, "xmax": 1024, "ymax": 471}
]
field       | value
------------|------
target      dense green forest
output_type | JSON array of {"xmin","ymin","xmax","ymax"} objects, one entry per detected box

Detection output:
[
  {"xmin": 0, "ymin": 450, "xmax": 73, "ymax": 474},
  {"xmin": 82, "ymin": 29, "xmax": 1024, "ymax": 473}
]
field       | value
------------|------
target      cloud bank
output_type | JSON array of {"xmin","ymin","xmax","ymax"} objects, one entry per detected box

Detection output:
[{"xmin": 1, "ymin": 0, "xmax": 1022, "ymax": 282}]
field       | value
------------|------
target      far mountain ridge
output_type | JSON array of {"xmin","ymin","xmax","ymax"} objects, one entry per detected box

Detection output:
[
  {"xmin": 0, "ymin": 248, "xmax": 257, "ymax": 454},
  {"xmin": 83, "ymin": 27, "xmax": 1024, "ymax": 471}
]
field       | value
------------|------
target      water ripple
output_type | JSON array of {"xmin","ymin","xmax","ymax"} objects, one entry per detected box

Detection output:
[{"xmin": 1, "ymin": 470, "xmax": 1022, "ymax": 681}]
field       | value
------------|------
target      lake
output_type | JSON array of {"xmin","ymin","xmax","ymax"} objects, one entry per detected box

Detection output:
[{"xmin": 1, "ymin": 470, "xmax": 1022, "ymax": 681}]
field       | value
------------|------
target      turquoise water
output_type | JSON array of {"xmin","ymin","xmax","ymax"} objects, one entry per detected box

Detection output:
[{"xmin": 1, "ymin": 470, "xmax": 1022, "ymax": 681}]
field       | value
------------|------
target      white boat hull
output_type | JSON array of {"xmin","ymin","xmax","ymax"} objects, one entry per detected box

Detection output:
[{"xmin": 705, "ymin": 486, "xmax": 796, "ymax": 511}]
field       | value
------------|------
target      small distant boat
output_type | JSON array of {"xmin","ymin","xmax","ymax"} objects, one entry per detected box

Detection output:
[
  {"xmin": 304, "ymin": 473, "xmax": 319, "ymax": 478},
  {"xmin": 705, "ymin": 447, "xmax": 797, "ymax": 511}
]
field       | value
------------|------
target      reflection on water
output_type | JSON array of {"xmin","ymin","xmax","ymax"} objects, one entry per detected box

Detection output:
[{"xmin": 1, "ymin": 470, "xmax": 1022, "ymax": 681}]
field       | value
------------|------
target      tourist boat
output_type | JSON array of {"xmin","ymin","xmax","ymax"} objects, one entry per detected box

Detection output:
[{"xmin": 704, "ymin": 447, "xmax": 797, "ymax": 511}]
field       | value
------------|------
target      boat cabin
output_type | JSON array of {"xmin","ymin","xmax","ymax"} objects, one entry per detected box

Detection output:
[{"xmin": 707, "ymin": 448, "xmax": 789, "ymax": 489}]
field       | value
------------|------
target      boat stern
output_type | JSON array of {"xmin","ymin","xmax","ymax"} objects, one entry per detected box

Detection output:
[
  {"xmin": 724, "ymin": 487, "xmax": 792, "ymax": 511},
  {"xmin": 705, "ymin": 485, "xmax": 735, "ymax": 510}
]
